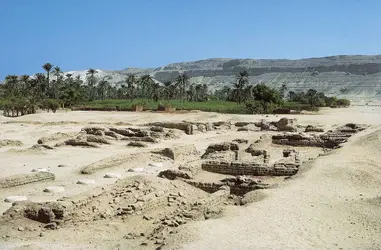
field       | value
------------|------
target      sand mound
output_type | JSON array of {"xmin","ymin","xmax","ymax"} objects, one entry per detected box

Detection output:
[
  {"xmin": 351, "ymin": 128, "xmax": 381, "ymax": 150},
  {"xmin": 37, "ymin": 132, "xmax": 73, "ymax": 144},
  {"xmin": 0, "ymin": 172, "xmax": 55, "ymax": 188},
  {"xmin": 0, "ymin": 139, "xmax": 23, "ymax": 147}
]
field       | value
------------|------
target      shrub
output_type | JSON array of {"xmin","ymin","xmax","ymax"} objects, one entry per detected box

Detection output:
[
  {"xmin": 246, "ymin": 101, "xmax": 278, "ymax": 114},
  {"xmin": 39, "ymin": 99, "xmax": 61, "ymax": 113},
  {"xmin": 336, "ymin": 98, "xmax": 350, "ymax": 107},
  {"xmin": 1, "ymin": 98, "xmax": 36, "ymax": 117}
]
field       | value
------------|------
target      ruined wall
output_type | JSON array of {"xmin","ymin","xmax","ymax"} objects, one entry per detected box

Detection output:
[
  {"xmin": 0, "ymin": 172, "xmax": 55, "ymax": 188},
  {"xmin": 201, "ymin": 160, "xmax": 298, "ymax": 176},
  {"xmin": 205, "ymin": 187, "xmax": 230, "ymax": 206},
  {"xmin": 184, "ymin": 180, "xmax": 262, "ymax": 196}
]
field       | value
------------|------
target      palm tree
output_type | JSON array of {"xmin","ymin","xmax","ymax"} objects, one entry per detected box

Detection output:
[
  {"xmin": 97, "ymin": 78, "xmax": 110, "ymax": 101},
  {"xmin": 86, "ymin": 68, "xmax": 98, "ymax": 100},
  {"xmin": 233, "ymin": 71, "xmax": 249, "ymax": 104},
  {"xmin": 139, "ymin": 74, "xmax": 154, "ymax": 100},
  {"xmin": 163, "ymin": 81, "xmax": 173, "ymax": 100},
  {"xmin": 151, "ymin": 82, "xmax": 161, "ymax": 102},
  {"xmin": 188, "ymin": 84, "xmax": 195, "ymax": 101},
  {"xmin": 201, "ymin": 84, "xmax": 208, "ymax": 101},
  {"xmin": 3, "ymin": 75, "xmax": 19, "ymax": 97},
  {"xmin": 194, "ymin": 84, "xmax": 202, "ymax": 101},
  {"xmin": 175, "ymin": 73, "xmax": 189, "ymax": 102},
  {"xmin": 51, "ymin": 66, "xmax": 63, "ymax": 99},
  {"xmin": 19, "ymin": 75, "xmax": 30, "ymax": 97},
  {"xmin": 34, "ymin": 73, "xmax": 47, "ymax": 98},
  {"xmin": 53, "ymin": 66, "xmax": 62, "ymax": 81},
  {"xmin": 126, "ymin": 74, "xmax": 137, "ymax": 99},
  {"xmin": 42, "ymin": 63, "xmax": 53, "ymax": 91}
]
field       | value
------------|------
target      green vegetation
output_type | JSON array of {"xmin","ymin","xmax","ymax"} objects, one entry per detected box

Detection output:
[
  {"xmin": 78, "ymin": 99, "xmax": 248, "ymax": 114},
  {"xmin": 0, "ymin": 62, "xmax": 350, "ymax": 116}
]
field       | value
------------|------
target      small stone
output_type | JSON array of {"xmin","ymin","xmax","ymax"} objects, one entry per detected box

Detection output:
[
  {"xmin": 141, "ymin": 242, "xmax": 148, "ymax": 246},
  {"xmin": 44, "ymin": 222, "xmax": 57, "ymax": 230},
  {"xmin": 4, "ymin": 196, "xmax": 27, "ymax": 203},
  {"xmin": 124, "ymin": 234, "xmax": 133, "ymax": 240},
  {"xmin": 32, "ymin": 168, "xmax": 48, "ymax": 173},
  {"xmin": 76, "ymin": 179, "xmax": 95, "ymax": 185},
  {"xmin": 148, "ymin": 162, "xmax": 163, "ymax": 168},
  {"xmin": 143, "ymin": 215, "xmax": 152, "ymax": 220},
  {"xmin": 140, "ymin": 232, "xmax": 145, "ymax": 237},
  {"xmin": 18, "ymin": 226, "xmax": 24, "ymax": 231},
  {"xmin": 104, "ymin": 173, "xmax": 122, "ymax": 179},
  {"xmin": 43, "ymin": 186, "xmax": 65, "ymax": 193},
  {"xmin": 128, "ymin": 168, "xmax": 144, "ymax": 173},
  {"xmin": 39, "ymin": 232, "xmax": 44, "ymax": 237}
]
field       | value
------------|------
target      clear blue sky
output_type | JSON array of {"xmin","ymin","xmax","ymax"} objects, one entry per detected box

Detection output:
[{"xmin": 0, "ymin": 0, "xmax": 380, "ymax": 79}]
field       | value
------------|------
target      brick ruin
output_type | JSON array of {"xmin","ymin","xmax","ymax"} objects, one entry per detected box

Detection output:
[
  {"xmin": 0, "ymin": 120, "xmax": 369, "ymax": 247},
  {"xmin": 272, "ymin": 123, "xmax": 367, "ymax": 148},
  {"xmin": 201, "ymin": 158, "xmax": 299, "ymax": 177}
]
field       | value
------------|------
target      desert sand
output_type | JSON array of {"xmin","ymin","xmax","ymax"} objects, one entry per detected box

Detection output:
[{"xmin": 0, "ymin": 106, "xmax": 380, "ymax": 250}]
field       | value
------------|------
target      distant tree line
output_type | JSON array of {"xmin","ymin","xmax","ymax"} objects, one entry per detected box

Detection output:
[
  {"xmin": 213, "ymin": 70, "xmax": 350, "ymax": 113},
  {"xmin": 0, "ymin": 63, "xmax": 350, "ymax": 117},
  {"xmin": 0, "ymin": 63, "xmax": 209, "ymax": 116}
]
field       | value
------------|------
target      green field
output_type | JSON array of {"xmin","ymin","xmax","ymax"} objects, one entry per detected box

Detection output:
[
  {"xmin": 74, "ymin": 99, "xmax": 313, "ymax": 114},
  {"xmin": 75, "ymin": 99, "xmax": 247, "ymax": 113}
]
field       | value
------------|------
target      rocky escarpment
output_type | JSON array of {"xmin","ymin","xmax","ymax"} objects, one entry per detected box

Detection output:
[{"xmin": 150, "ymin": 56, "xmax": 381, "ymax": 102}]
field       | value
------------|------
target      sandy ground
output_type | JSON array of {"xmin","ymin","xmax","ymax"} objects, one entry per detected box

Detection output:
[{"xmin": 0, "ymin": 106, "xmax": 380, "ymax": 249}]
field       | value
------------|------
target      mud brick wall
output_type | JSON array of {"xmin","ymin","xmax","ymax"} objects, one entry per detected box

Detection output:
[
  {"xmin": 184, "ymin": 180, "xmax": 222, "ymax": 193},
  {"xmin": 272, "ymin": 132, "xmax": 354, "ymax": 148},
  {"xmin": 272, "ymin": 134, "xmax": 325, "ymax": 147},
  {"xmin": 184, "ymin": 180, "xmax": 264, "ymax": 196},
  {"xmin": 202, "ymin": 151, "xmax": 236, "ymax": 161},
  {"xmin": 146, "ymin": 122, "xmax": 193, "ymax": 135},
  {"xmin": 202, "ymin": 160, "xmax": 299, "ymax": 176},
  {"xmin": 272, "ymin": 163, "xmax": 299, "ymax": 176},
  {"xmin": 202, "ymin": 161, "xmax": 272, "ymax": 176}
]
